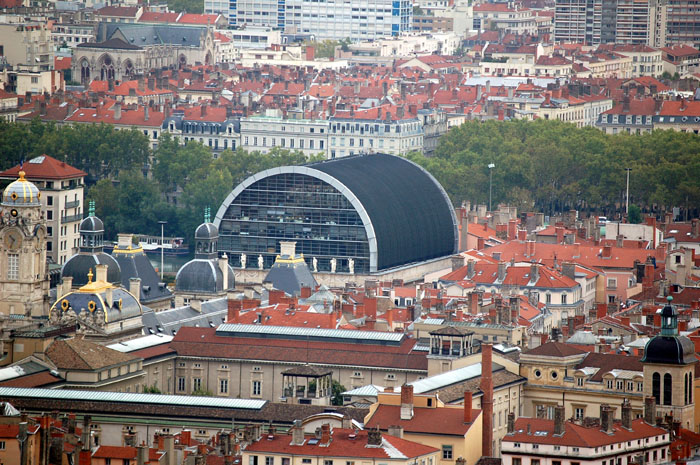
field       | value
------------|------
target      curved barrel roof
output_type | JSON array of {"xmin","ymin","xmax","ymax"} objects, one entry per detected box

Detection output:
[{"xmin": 215, "ymin": 153, "xmax": 458, "ymax": 272}]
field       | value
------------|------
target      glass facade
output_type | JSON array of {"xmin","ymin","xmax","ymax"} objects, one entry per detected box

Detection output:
[{"xmin": 218, "ymin": 173, "xmax": 371, "ymax": 273}]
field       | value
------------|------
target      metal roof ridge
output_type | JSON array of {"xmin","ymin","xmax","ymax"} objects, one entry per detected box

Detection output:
[
  {"xmin": 0, "ymin": 387, "xmax": 267, "ymax": 409},
  {"xmin": 216, "ymin": 323, "xmax": 405, "ymax": 342}
]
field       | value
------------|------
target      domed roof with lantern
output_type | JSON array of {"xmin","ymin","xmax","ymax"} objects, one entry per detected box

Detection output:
[
  {"xmin": 176, "ymin": 207, "xmax": 234, "ymax": 294},
  {"xmin": 2, "ymin": 170, "xmax": 41, "ymax": 207},
  {"xmin": 62, "ymin": 201, "xmax": 121, "ymax": 287},
  {"xmin": 641, "ymin": 297, "xmax": 695, "ymax": 365}
]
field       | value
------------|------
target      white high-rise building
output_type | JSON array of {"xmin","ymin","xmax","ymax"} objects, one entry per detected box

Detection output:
[{"xmin": 207, "ymin": 0, "xmax": 413, "ymax": 41}]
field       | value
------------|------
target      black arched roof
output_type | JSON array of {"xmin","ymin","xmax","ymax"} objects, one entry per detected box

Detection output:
[
  {"xmin": 309, "ymin": 153, "xmax": 458, "ymax": 270},
  {"xmin": 641, "ymin": 336, "xmax": 696, "ymax": 365},
  {"xmin": 61, "ymin": 253, "xmax": 121, "ymax": 287}
]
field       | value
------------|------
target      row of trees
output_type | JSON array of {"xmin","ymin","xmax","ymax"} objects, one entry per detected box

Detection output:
[
  {"xmin": 2, "ymin": 117, "xmax": 699, "ymax": 244},
  {"xmin": 407, "ymin": 119, "xmax": 700, "ymax": 219},
  {"xmin": 0, "ymin": 119, "xmax": 321, "ymax": 244}
]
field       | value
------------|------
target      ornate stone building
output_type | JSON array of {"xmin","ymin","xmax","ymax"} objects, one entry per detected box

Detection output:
[
  {"xmin": 72, "ymin": 23, "xmax": 217, "ymax": 85},
  {"xmin": 0, "ymin": 171, "xmax": 50, "ymax": 318}
]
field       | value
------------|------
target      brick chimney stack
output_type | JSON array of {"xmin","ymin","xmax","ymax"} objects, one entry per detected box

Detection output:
[
  {"xmin": 400, "ymin": 384, "xmax": 414, "ymax": 420},
  {"xmin": 480, "ymin": 344, "xmax": 494, "ymax": 456},
  {"xmin": 464, "ymin": 391, "xmax": 473, "ymax": 423}
]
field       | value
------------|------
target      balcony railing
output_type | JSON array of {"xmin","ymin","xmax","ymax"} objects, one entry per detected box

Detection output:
[
  {"xmin": 62, "ymin": 214, "xmax": 83, "ymax": 223},
  {"xmin": 65, "ymin": 200, "xmax": 80, "ymax": 209}
]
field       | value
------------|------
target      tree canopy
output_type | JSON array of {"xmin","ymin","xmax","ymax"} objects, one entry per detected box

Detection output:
[{"xmin": 406, "ymin": 119, "xmax": 700, "ymax": 219}]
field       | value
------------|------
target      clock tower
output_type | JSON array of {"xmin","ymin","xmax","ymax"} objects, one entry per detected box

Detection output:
[{"xmin": 0, "ymin": 170, "xmax": 49, "ymax": 317}]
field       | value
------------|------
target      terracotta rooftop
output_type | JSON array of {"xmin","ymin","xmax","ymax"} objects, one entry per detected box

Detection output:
[
  {"xmin": 522, "ymin": 341, "xmax": 588, "ymax": 357},
  {"xmin": 245, "ymin": 428, "xmax": 439, "ymax": 458},
  {"xmin": 46, "ymin": 337, "xmax": 139, "ymax": 371},
  {"xmin": 504, "ymin": 417, "xmax": 667, "ymax": 447},
  {"xmin": 366, "ymin": 404, "xmax": 480, "ymax": 436},
  {"xmin": 0, "ymin": 154, "xmax": 86, "ymax": 180}
]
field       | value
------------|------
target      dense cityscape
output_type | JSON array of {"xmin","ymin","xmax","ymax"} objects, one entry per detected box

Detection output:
[{"xmin": 0, "ymin": 0, "xmax": 699, "ymax": 463}]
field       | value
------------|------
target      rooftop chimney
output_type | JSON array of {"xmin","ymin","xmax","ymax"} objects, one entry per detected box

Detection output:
[
  {"xmin": 464, "ymin": 391, "xmax": 473, "ymax": 423},
  {"xmin": 554, "ymin": 404, "xmax": 565, "ymax": 435},
  {"xmin": 644, "ymin": 396, "xmax": 656, "ymax": 424},
  {"xmin": 507, "ymin": 412, "xmax": 515, "ymax": 434},
  {"xmin": 291, "ymin": 420, "xmax": 304, "ymax": 445},
  {"xmin": 621, "ymin": 399, "xmax": 632, "ymax": 429},
  {"xmin": 601, "ymin": 404, "xmax": 614, "ymax": 434},
  {"xmin": 400, "ymin": 384, "xmax": 414, "ymax": 420},
  {"xmin": 480, "ymin": 344, "xmax": 493, "ymax": 456}
]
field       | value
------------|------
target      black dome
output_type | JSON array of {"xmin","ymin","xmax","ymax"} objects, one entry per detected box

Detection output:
[
  {"xmin": 642, "ymin": 336, "xmax": 696, "ymax": 365},
  {"xmin": 79, "ymin": 216, "xmax": 104, "ymax": 233},
  {"xmin": 61, "ymin": 253, "xmax": 121, "ymax": 287},
  {"xmin": 195, "ymin": 222, "xmax": 218, "ymax": 239},
  {"xmin": 175, "ymin": 259, "xmax": 234, "ymax": 294}
]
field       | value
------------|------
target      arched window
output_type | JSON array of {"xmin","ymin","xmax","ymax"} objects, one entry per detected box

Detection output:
[
  {"xmin": 685, "ymin": 373, "xmax": 689, "ymax": 405},
  {"xmin": 80, "ymin": 59, "xmax": 90, "ymax": 85},
  {"xmin": 652, "ymin": 372, "xmax": 661, "ymax": 404},
  {"xmin": 690, "ymin": 371, "xmax": 693, "ymax": 403},
  {"xmin": 664, "ymin": 373, "xmax": 672, "ymax": 406}
]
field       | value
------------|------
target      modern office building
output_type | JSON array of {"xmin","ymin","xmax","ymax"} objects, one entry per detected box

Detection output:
[
  {"xmin": 214, "ymin": 153, "xmax": 458, "ymax": 273},
  {"xmin": 211, "ymin": 0, "xmax": 412, "ymax": 40}
]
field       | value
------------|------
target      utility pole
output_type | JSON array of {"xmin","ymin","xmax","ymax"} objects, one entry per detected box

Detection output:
[
  {"xmin": 625, "ymin": 168, "xmax": 632, "ymax": 215},
  {"xmin": 488, "ymin": 163, "xmax": 495, "ymax": 212}
]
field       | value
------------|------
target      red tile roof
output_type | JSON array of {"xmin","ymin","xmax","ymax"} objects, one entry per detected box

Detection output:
[
  {"xmin": 95, "ymin": 5, "xmax": 140, "ymax": 17},
  {"xmin": 523, "ymin": 341, "xmax": 587, "ymax": 357},
  {"xmin": 245, "ymin": 428, "xmax": 438, "ymax": 458},
  {"xmin": 0, "ymin": 154, "xmax": 86, "ymax": 180},
  {"xmin": 178, "ymin": 13, "xmax": 221, "ymax": 24},
  {"xmin": 366, "ymin": 405, "xmax": 480, "ymax": 436},
  {"xmin": 139, "ymin": 11, "xmax": 179, "ymax": 22},
  {"xmin": 484, "ymin": 240, "xmax": 664, "ymax": 270},
  {"xmin": 66, "ymin": 105, "xmax": 164, "ymax": 127},
  {"xmin": 661, "ymin": 45, "xmax": 700, "ymax": 57},
  {"xmin": 575, "ymin": 352, "xmax": 642, "ymax": 381},
  {"xmin": 170, "ymin": 327, "xmax": 427, "ymax": 371},
  {"xmin": 0, "ymin": 423, "xmax": 39, "ymax": 438},
  {"xmin": 658, "ymin": 100, "xmax": 700, "ymax": 117},
  {"xmin": 93, "ymin": 445, "xmax": 163, "ymax": 461},
  {"xmin": 54, "ymin": 56, "xmax": 71, "ymax": 71},
  {"xmin": 0, "ymin": 371, "xmax": 63, "ymax": 388},
  {"xmin": 505, "ymin": 418, "xmax": 667, "ymax": 447}
]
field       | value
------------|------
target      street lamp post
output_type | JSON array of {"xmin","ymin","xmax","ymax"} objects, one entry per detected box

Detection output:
[
  {"xmin": 488, "ymin": 163, "xmax": 495, "ymax": 212},
  {"xmin": 625, "ymin": 168, "xmax": 632, "ymax": 215},
  {"xmin": 158, "ymin": 220, "xmax": 167, "ymax": 280}
]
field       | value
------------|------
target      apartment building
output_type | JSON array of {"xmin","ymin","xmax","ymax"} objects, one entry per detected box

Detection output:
[
  {"xmin": 502, "ymin": 409, "xmax": 671, "ymax": 465},
  {"xmin": 0, "ymin": 23, "xmax": 53, "ymax": 71},
  {"xmin": 216, "ymin": 0, "xmax": 412, "ymax": 40},
  {"xmin": 163, "ymin": 105, "xmax": 240, "ymax": 154},
  {"xmin": 554, "ymin": 0, "xmax": 656, "ymax": 46},
  {"xmin": 473, "ymin": 3, "xmax": 539, "ymax": 36},
  {"xmin": 240, "ymin": 115, "xmax": 330, "ymax": 157},
  {"xmin": 50, "ymin": 23, "xmax": 95, "ymax": 50},
  {"xmin": 598, "ymin": 45, "xmax": 663, "ymax": 76},
  {"xmin": 0, "ymin": 155, "xmax": 85, "ymax": 265},
  {"xmin": 329, "ymin": 110, "xmax": 423, "ymax": 158}
]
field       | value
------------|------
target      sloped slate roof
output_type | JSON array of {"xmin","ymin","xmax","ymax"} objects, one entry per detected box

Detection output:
[{"xmin": 308, "ymin": 153, "xmax": 458, "ymax": 270}]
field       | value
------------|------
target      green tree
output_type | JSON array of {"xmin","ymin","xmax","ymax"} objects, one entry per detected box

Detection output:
[
  {"xmin": 628, "ymin": 205, "xmax": 642, "ymax": 224},
  {"xmin": 143, "ymin": 385, "xmax": 162, "ymax": 394},
  {"xmin": 304, "ymin": 40, "xmax": 340, "ymax": 59},
  {"xmin": 167, "ymin": 0, "xmax": 203, "ymax": 13},
  {"xmin": 331, "ymin": 380, "xmax": 346, "ymax": 406},
  {"xmin": 191, "ymin": 387, "xmax": 213, "ymax": 396}
]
